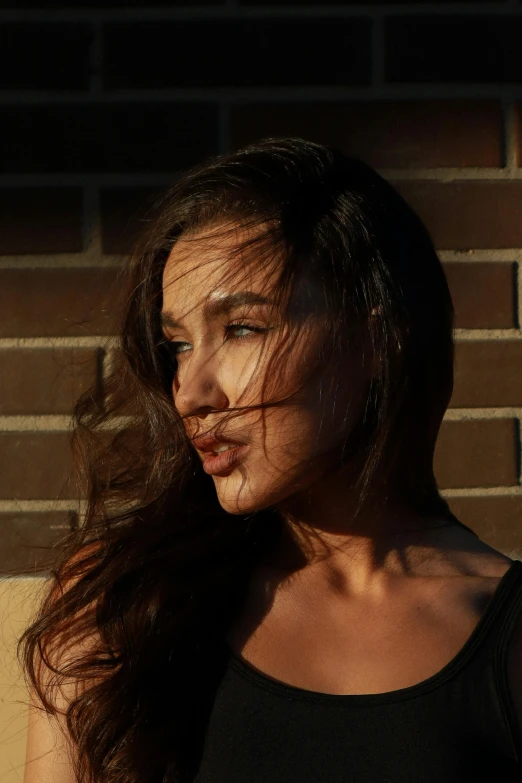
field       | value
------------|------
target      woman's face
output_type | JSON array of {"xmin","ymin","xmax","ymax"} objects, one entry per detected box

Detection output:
[{"xmin": 161, "ymin": 224, "xmax": 367, "ymax": 516}]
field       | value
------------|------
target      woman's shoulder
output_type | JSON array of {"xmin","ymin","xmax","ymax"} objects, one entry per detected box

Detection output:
[
  {"xmin": 502, "ymin": 555, "xmax": 522, "ymax": 741},
  {"xmin": 451, "ymin": 532, "xmax": 522, "ymax": 738}
]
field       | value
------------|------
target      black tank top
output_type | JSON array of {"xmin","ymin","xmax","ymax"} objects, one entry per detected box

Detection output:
[{"xmin": 195, "ymin": 559, "xmax": 522, "ymax": 782}]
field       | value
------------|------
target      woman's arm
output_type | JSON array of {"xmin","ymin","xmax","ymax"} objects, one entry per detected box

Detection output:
[
  {"xmin": 24, "ymin": 690, "xmax": 77, "ymax": 783},
  {"xmin": 23, "ymin": 542, "xmax": 104, "ymax": 783}
]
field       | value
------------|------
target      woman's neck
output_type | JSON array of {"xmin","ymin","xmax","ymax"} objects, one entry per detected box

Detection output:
[{"xmin": 261, "ymin": 457, "xmax": 465, "ymax": 592}]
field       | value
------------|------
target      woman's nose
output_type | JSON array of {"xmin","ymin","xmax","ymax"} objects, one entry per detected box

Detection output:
[{"xmin": 173, "ymin": 359, "xmax": 229, "ymax": 418}]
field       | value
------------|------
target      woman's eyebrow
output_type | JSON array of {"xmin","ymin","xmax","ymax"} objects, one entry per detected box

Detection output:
[{"xmin": 160, "ymin": 291, "xmax": 275, "ymax": 329}]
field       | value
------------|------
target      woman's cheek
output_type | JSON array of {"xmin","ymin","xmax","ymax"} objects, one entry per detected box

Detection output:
[{"xmin": 226, "ymin": 345, "xmax": 272, "ymax": 404}]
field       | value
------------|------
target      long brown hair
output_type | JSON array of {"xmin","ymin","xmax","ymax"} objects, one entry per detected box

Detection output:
[{"xmin": 19, "ymin": 137, "xmax": 460, "ymax": 782}]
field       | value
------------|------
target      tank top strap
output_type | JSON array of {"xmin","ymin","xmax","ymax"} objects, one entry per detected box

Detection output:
[
  {"xmin": 445, "ymin": 559, "xmax": 522, "ymax": 668},
  {"xmin": 446, "ymin": 559, "xmax": 522, "ymax": 689},
  {"xmin": 460, "ymin": 559, "xmax": 522, "ymax": 651},
  {"xmin": 491, "ymin": 559, "xmax": 522, "ymax": 763},
  {"xmin": 488, "ymin": 560, "xmax": 522, "ymax": 647},
  {"xmin": 469, "ymin": 560, "xmax": 522, "ymax": 659}
]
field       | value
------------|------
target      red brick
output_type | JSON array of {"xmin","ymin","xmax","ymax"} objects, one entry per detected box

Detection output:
[
  {"xmin": 447, "ymin": 496, "xmax": 522, "ymax": 558},
  {"xmin": 393, "ymin": 181, "xmax": 522, "ymax": 250},
  {"xmin": 0, "ymin": 24, "xmax": 91, "ymax": 90},
  {"xmin": 0, "ymin": 104, "xmax": 218, "ymax": 174},
  {"xmin": 0, "ymin": 189, "xmax": 83, "ymax": 255},
  {"xmin": 0, "ymin": 348, "xmax": 100, "ymax": 415},
  {"xmin": 443, "ymin": 262, "xmax": 516, "ymax": 329},
  {"xmin": 0, "ymin": 511, "xmax": 75, "ymax": 574},
  {"xmin": 230, "ymin": 101, "xmax": 502, "ymax": 169},
  {"xmin": 0, "ymin": 268, "xmax": 123, "ymax": 338},
  {"xmin": 449, "ymin": 341, "xmax": 522, "ymax": 409},
  {"xmin": 0, "ymin": 432, "xmax": 75, "ymax": 500},
  {"xmin": 386, "ymin": 17, "xmax": 522, "ymax": 83},
  {"xmin": 100, "ymin": 187, "xmax": 165, "ymax": 255},
  {"xmin": 434, "ymin": 419, "xmax": 519, "ymax": 489},
  {"xmin": 104, "ymin": 20, "xmax": 372, "ymax": 89}
]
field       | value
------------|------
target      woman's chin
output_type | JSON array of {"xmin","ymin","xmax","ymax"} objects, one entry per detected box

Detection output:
[
  {"xmin": 213, "ymin": 479, "xmax": 277, "ymax": 516},
  {"xmin": 212, "ymin": 460, "xmax": 325, "ymax": 516},
  {"xmin": 215, "ymin": 490, "xmax": 264, "ymax": 516}
]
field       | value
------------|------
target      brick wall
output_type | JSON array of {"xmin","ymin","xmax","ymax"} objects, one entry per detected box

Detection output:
[{"xmin": 2, "ymin": 0, "xmax": 522, "ymax": 574}]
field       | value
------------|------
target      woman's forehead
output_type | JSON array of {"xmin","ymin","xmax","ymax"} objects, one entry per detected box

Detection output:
[
  {"xmin": 161, "ymin": 223, "xmax": 327, "ymax": 321},
  {"xmin": 162, "ymin": 226, "xmax": 279, "ymax": 301}
]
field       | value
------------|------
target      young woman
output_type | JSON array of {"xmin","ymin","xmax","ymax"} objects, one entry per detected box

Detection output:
[{"xmin": 20, "ymin": 137, "xmax": 522, "ymax": 783}]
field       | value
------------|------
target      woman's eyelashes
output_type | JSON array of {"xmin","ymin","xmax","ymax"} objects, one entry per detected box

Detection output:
[{"xmin": 165, "ymin": 322, "xmax": 271, "ymax": 357}]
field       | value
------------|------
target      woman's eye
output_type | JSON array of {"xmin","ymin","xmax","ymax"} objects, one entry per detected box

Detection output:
[
  {"xmin": 226, "ymin": 322, "xmax": 267, "ymax": 340},
  {"xmin": 169, "ymin": 342, "xmax": 191, "ymax": 355},
  {"xmin": 163, "ymin": 323, "xmax": 267, "ymax": 357}
]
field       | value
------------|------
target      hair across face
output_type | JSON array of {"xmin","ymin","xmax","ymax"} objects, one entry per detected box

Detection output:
[
  {"xmin": 145, "ymin": 139, "xmax": 455, "ymax": 521},
  {"xmin": 161, "ymin": 222, "xmax": 370, "ymax": 516}
]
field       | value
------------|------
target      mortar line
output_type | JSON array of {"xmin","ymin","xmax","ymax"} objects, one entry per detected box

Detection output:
[
  {"xmin": 0, "ymin": 331, "xmax": 520, "ymax": 350},
  {"xmin": 371, "ymin": 12, "xmax": 384, "ymax": 89},
  {"xmin": 0, "ymin": 408, "xmax": 519, "ymax": 424},
  {"xmin": 441, "ymin": 486, "xmax": 522, "ymax": 497},
  {"xmin": 1, "ymin": 251, "xmax": 521, "ymax": 270},
  {"xmin": 517, "ymin": 256, "xmax": 522, "ymax": 331},
  {"xmin": 518, "ymin": 418, "xmax": 522, "ymax": 485},
  {"xmin": 0, "ymin": 5, "xmax": 517, "ymax": 21},
  {"xmin": 83, "ymin": 185, "xmax": 104, "ymax": 258},
  {"xmin": 0, "ymin": 575, "xmax": 56, "ymax": 581},
  {"xmin": 0, "ymin": 255, "xmax": 123, "ymax": 269},
  {"xmin": 6, "ymin": 491, "xmax": 521, "ymax": 507},
  {"xmin": 454, "ymin": 329, "xmax": 522, "ymax": 340},
  {"xmin": 89, "ymin": 20, "xmax": 103, "ymax": 96},
  {"xmin": 503, "ymin": 99, "xmax": 518, "ymax": 171},
  {"xmin": 444, "ymin": 410, "xmax": 522, "ymax": 420},
  {"xmin": 0, "ymin": 500, "xmax": 80, "ymax": 512},
  {"xmin": 0, "ymin": 411, "xmax": 519, "ymax": 431},
  {"xmin": 0, "ymin": 337, "xmax": 117, "ymax": 349},
  {"xmin": 0, "ymin": 416, "xmax": 73, "ymax": 431},
  {"xmin": 0, "ymin": 173, "xmax": 176, "ymax": 187},
  {"xmin": 0, "ymin": 415, "xmax": 132, "ymax": 431},
  {"xmin": 3, "ymin": 87, "xmax": 522, "ymax": 103},
  {"xmin": 2, "ymin": 490, "xmax": 521, "ymax": 507},
  {"xmin": 218, "ymin": 101, "xmax": 230, "ymax": 155},
  {"xmin": 379, "ymin": 168, "xmax": 522, "ymax": 180},
  {"xmin": 3, "ymin": 168, "xmax": 522, "ymax": 189},
  {"xmin": 438, "ymin": 251, "xmax": 522, "ymax": 263}
]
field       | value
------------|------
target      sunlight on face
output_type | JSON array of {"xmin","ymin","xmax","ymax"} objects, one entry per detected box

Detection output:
[{"xmin": 161, "ymin": 223, "xmax": 365, "ymax": 515}]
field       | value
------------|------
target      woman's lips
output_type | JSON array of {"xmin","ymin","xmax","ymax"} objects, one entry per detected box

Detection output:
[{"xmin": 202, "ymin": 444, "xmax": 250, "ymax": 476}]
